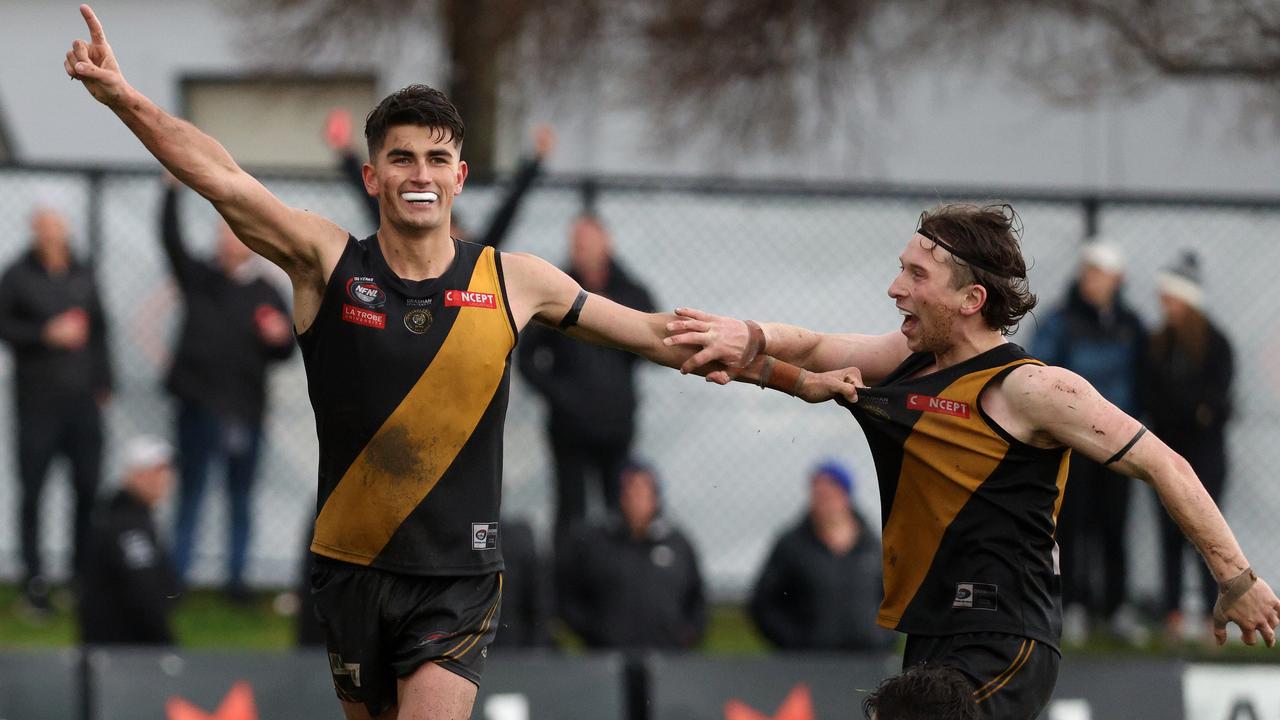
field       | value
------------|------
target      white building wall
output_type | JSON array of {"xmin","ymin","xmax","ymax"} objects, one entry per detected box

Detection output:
[{"xmin": 1, "ymin": 0, "xmax": 1277, "ymax": 193}]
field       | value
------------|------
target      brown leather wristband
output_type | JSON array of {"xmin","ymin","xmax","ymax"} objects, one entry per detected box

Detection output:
[
  {"xmin": 740, "ymin": 320, "xmax": 766, "ymax": 368},
  {"xmin": 741, "ymin": 355, "xmax": 806, "ymax": 397},
  {"xmin": 765, "ymin": 358, "xmax": 806, "ymax": 397}
]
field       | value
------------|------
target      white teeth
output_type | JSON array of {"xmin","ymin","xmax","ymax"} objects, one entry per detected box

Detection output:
[
  {"xmin": 402, "ymin": 192, "xmax": 438, "ymax": 203},
  {"xmin": 899, "ymin": 308, "xmax": 914, "ymax": 317}
]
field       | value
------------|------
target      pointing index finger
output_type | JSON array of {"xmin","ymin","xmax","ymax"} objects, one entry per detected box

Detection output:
[{"xmin": 81, "ymin": 4, "xmax": 107, "ymax": 43}]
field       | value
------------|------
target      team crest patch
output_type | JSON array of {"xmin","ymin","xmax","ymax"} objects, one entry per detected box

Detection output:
[
  {"xmin": 404, "ymin": 308, "xmax": 433, "ymax": 334},
  {"xmin": 907, "ymin": 393, "xmax": 970, "ymax": 419},
  {"xmin": 857, "ymin": 394, "xmax": 891, "ymax": 421}
]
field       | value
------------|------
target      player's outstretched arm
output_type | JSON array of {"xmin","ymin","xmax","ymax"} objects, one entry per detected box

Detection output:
[
  {"xmin": 500, "ymin": 253, "xmax": 862, "ymax": 404},
  {"xmin": 502, "ymin": 252, "xmax": 697, "ymax": 367},
  {"xmin": 664, "ymin": 307, "xmax": 909, "ymax": 384},
  {"xmin": 64, "ymin": 5, "xmax": 344, "ymax": 280},
  {"xmin": 1005, "ymin": 364, "xmax": 1280, "ymax": 648}
]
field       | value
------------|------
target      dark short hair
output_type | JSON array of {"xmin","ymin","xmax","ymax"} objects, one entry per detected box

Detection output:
[
  {"xmin": 863, "ymin": 664, "xmax": 978, "ymax": 720},
  {"xmin": 364, "ymin": 84, "xmax": 465, "ymax": 158},
  {"xmin": 917, "ymin": 203, "xmax": 1037, "ymax": 336}
]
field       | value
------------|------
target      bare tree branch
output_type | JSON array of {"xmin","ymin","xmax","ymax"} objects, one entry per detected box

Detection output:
[{"xmin": 232, "ymin": 0, "xmax": 1280, "ymax": 148}]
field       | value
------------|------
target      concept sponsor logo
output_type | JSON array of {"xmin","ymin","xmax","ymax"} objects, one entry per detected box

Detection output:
[
  {"xmin": 472, "ymin": 522, "xmax": 499, "ymax": 550},
  {"xmin": 445, "ymin": 290, "xmax": 497, "ymax": 308},
  {"xmin": 907, "ymin": 393, "xmax": 970, "ymax": 419},
  {"xmin": 345, "ymin": 277, "xmax": 386, "ymax": 308},
  {"xmin": 404, "ymin": 308, "xmax": 433, "ymax": 334},
  {"xmin": 342, "ymin": 304, "xmax": 386, "ymax": 329}
]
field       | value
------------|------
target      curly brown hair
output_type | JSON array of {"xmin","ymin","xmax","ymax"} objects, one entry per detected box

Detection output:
[{"xmin": 917, "ymin": 203, "xmax": 1037, "ymax": 336}]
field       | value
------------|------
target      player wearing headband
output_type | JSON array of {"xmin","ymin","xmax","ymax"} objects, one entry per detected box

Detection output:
[{"xmin": 665, "ymin": 203, "xmax": 1280, "ymax": 718}]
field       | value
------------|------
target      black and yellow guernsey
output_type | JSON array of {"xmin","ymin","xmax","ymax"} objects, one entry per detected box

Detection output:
[
  {"xmin": 848, "ymin": 343, "xmax": 1070, "ymax": 650},
  {"xmin": 298, "ymin": 235, "xmax": 517, "ymax": 576}
]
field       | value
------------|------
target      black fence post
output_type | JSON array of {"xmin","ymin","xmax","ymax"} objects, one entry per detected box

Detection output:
[
  {"xmin": 1083, "ymin": 195, "xmax": 1100, "ymax": 239},
  {"xmin": 86, "ymin": 168, "xmax": 105, "ymax": 268}
]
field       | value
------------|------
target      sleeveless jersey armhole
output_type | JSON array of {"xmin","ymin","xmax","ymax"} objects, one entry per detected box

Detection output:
[
  {"xmin": 296, "ymin": 234, "xmax": 362, "ymax": 348},
  {"xmin": 975, "ymin": 360, "xmax": 1066, "ymax": 455},
  {"xmin": 491, "ymin": 249, "xmax": 520, "ymax": 345}
]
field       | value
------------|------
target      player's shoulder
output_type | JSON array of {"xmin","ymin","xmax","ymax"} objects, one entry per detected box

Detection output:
[
  {"xmin": 497, "ymin": 251, "xmax": 565, "ymax": 283},
  {"xmin": 1000, "ymin": 362, "xmax": 1093, "ymax": 414}
]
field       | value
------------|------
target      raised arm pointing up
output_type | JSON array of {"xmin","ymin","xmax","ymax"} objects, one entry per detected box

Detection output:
[{"xmin": 64, "ymin": 4, "xmax": 345, "ymax": 331}]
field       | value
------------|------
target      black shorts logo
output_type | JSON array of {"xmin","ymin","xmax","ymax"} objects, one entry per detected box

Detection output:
[
  {"xmin": 328, "ymin": 652, "xmax": 363, "ymax": 688},
  {"xmin": 472, "ymin": 522, "xmax": 498, "ymax": 550}
]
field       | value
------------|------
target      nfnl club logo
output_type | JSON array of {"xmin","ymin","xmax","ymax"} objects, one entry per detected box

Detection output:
[
  {"xmin": 445, "ymin": 290, "xmax": 496, "ymax": 309},
  {"xmin": 906, "ymin": 393, "xmax": 970, "ymax": 419},
  {"xmin": 345, "ymin": 277, "xmax": 386, "ymax": 308},
  {"xmin": 472, "ymin": 522, "xmax": 498, "ymax": 550}
]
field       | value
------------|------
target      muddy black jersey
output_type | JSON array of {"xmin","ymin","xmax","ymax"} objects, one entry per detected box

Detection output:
[
  {"xmin": 848, "ymin": 343, "xmax": 1069, "ymax": 648},
  {"xmin": 298, "ymin": 235, "xmax": 517, "ymax": 575}
]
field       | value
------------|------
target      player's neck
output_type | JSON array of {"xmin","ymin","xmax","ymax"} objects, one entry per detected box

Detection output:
[
  {"xmin": 932, "ymin": 329, "xmax": 1006, "ymax": 371},
  {"xmin": 375, "ymin": 224, "xmax": 456, "ymax": 281}
]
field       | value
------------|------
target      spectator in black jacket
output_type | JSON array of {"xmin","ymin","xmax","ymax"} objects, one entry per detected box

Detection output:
[
  {"xmin": 79, "ymin": 435, "xmax": 179, "ymax": 645},
  {"xmin": 518, "ymin": 215, "xmax": 657, "ymax": 547},
  {"xmin": 160, "ymin": 176, "xmax": 295, "ymax": 601},
  {"xmin": 0, "ymin": 207, "xmax": 112, "ymax": 616},
  {"xmin": 1144, "ymin": 251, "xmax": 1235, "ymax": 644},
  {"xmin": 556, "ymin": 462, "xmax": 707, "ymax": 650},
  {"xmin": 750, "ymin": 461, "xmax": 894, "ymax": 651},
  {"xmin": 324, "ymin": 108, "xmax": 555, "ymax": 246},
  {"xmin": 493, "ymin": 517, "xmax": 554, "ymax": 648}
]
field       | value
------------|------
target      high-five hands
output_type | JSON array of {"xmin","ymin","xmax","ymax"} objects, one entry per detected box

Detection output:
[
  {"xmin": 64, "ymin": 5, "xmax": 128, "ymax": 108},
  {"xmin": 664, "ymin": 306, "xmax": 863, "ymax": 404},
  {"xmin": 664, "ymin": 307, "xmax": 754, "ymax": 378}
]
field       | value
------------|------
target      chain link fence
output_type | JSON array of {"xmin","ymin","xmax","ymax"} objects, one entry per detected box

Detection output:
[{"xmin": 0, "ymin": 165, "xmax": 1276, "ymax": 611}]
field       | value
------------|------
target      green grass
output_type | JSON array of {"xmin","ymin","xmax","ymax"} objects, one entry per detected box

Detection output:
[
  {"xmin": 1, "ymin": 582, "xmax": 1276, "ymax": 662},
  {"xmin": 0, "ymin": 583, "xmax": 294, "ymax": 650},
  {"xmin": 2, "ymin": 582, "xmax": 768, "ymax": 653}
]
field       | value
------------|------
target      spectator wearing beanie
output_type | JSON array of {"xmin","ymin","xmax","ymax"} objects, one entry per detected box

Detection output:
[
  {"xmin": 749, "ymin": 460, "xmax": 895, "ymax": 651},
  {"xmin": 1143, "ymin": 251, "xmax": 1236, "ymax": 644}
]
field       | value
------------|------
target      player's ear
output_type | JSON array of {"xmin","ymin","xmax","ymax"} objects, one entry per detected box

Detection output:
[
  {"xmin": 455, "ymin": 159, "xmax": 468, "ymax": 195},
  {"xmin": 361, "ymin": 161, "xmax": 378, "ymax": 197},
  {"xmin": 960, "ymin": 283, "xmax": 987, "ymax": 318}
]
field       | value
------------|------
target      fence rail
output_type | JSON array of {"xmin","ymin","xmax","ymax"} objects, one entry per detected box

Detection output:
[{"xmin": 1, "ymin": 163, "xmax": 1276, "ymax": 608}]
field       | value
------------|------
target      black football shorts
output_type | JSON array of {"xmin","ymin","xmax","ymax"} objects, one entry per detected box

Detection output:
[{"xmin": 310, "ymin": 559, "xmax": 503, "ymax": 716}]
